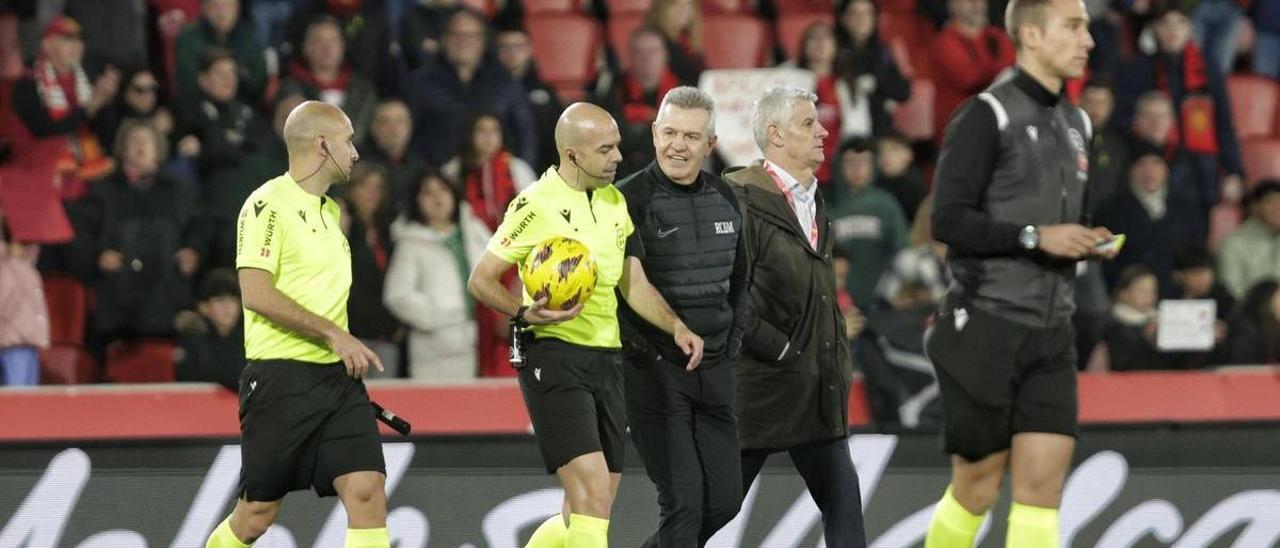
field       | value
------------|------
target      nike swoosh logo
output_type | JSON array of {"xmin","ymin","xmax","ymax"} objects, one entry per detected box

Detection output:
[{"xmin": 656, "ymin": 227, "xmax": 679, "ymax": 238}]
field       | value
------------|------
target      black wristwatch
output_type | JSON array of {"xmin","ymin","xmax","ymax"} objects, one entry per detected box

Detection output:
[
  {"xmin": 512, "ymin": 305, "xmax": 530, "ymax": 328},
  {"xmin": 1019, "ymin": 225, "xmax": 1040, "ymax": 251}
]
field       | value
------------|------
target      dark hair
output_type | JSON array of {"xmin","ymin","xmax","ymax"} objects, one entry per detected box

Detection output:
[
  {"xmin": 198, "ymin": 268, "xmax": 241, "ymax": 301},
  {"xmin": 876, "ymin": 131, "xmax": 911, "ymax": 150},
  {"xmin": 1115, "ymin": 264, "xmax": 1157, "ymax": 293},
  {"xmin": 1248, "ymin": 180, "xmax": 1280, "ymax": 207},
  {"xmin": 407, "ymin": 166, "xmax": 461, "ymax": 226},
  {"xmin": 795, "ymin": 21, "xmax": 836, "ymax": 71},
  {"xmin": 834, "ymin": 0, "xmax": 880, "ymax": 49},
  {"xmin": 198, "ymin": 47, "xmax": 236, "ymax": 74},
  {"xmin": 457, "ymin": 112, "xmax": 505, "ymax": 174},
  {"xmin": 1083, "ymin": 75, "xmax": 1114, "ymax": 93},
  {"xmin": 840, "ymin": 136, "xmax": 874, "ymax": 154},
  {"xmin": 1172, "ymin": 242, "xmax": 1213, "ymax": 271},
  {"xmin": 1233, "ymin": 278, "xmax": 1280, "ymax": 361},
  {"xmin": 344, "ymin": 163, "xmax": 391, "ymax": 223}
]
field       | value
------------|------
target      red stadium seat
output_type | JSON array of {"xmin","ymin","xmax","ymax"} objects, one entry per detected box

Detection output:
[
  {"xmin": 1241, "ymin": 138, "xmax": 1280, "ymax": 187},
  {"xmin": 605, "ymin": 0, "xmax": 652, "ymax": 14},
  {"xmin": 459, "ymin": 0, "xmax": 498, "ymax": 17},
  {"xmin": 1227, "ymin": 75, "xmax": 1278, "ymax": 141},
  {"xmin": 776, "ymin": 0, "xmax": 834, "ymax": 15},
  {"xmin": 878, "ymin": 11, "xmax": 934, "ymax": 79},
  {"xmin": 523, "ymin": 0, "xmax": 580, "ymax": 13},
  {"xmin": 893, "ymin": 78, "xmax": 935, "ymax": 141},
  {"xmin": 702, "ymin": 14, "xmax": 770, "ymax": 69},
  {"xmin": 777, "ymin": 12, "xmax": 835, "ymax": 62},
  {"xmin": 105, "ymin": 339, "xmax": 177, "ymax": 383},
  {"xmin": 42, "ymin": 273, "xmax": 87, "ymax": 345},
  {"xmin": 702, "ymin": 0, "xmax": 747, "ymax": 13},
  {"xmin": 0, "ymin": 14, "xmax": 22, "ymax": 79},
  {"xmin": 528, "ymin": 14, "xmax": 602, "ymax": 100},
  {"xmin": 40, "ymin": 344, "xmax": 97, "ymax": 384},
  {"xmin": 607, "ymin": 12, "xmax": 647, "ymax": 70}
]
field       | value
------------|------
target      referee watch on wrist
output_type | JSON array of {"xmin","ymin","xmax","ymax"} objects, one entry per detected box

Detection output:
[
  {"xmin": 1019, "ymin": 225, "xmax": 1040, "ymax": 251},
  {"xmin": 513, "ymin": 305, "xmax": 530, "ymax": 328}
]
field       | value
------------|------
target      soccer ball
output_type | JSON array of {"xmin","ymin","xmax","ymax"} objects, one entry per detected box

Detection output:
[{"xmin": 521, "ymin": 237, "xmax": 599, "ymax": 311}]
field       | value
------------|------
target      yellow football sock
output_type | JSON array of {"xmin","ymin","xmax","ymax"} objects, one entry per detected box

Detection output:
[
  {"xmin": 344, "ymin": 527, "xmax": 390, "ymax": 548},
  {"xmin": 526, "ymin": 513, "xmax": 569, "ymax": 547},
  {"xmin": 925, "ymin": 486, "xmax": 986, "ymax": 548},
  {"xmin": 206, "ymin": 516, "xmax": 251, "ymax": 548},
  {"xmin": 566, "ymin": 513, "xmax": 609, "ymax": 548},
  {"xmin": 1006, "ymin": 502, "xmax": 1059, "ymax": 548}
]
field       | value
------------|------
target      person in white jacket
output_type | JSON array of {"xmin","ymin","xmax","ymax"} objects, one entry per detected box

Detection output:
[{"xmin": 383, "ymin": 168, "xmax": 492, "ymax": 380}]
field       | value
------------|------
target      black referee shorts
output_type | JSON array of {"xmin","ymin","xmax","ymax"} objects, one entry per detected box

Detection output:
[
  {"xmin": 237, "ymin": 359, "xmax": 386, "ymax": 501},
  {"xmin": 518, "ymin": 337, "xmax": 626, "ymax": 474},
  {"xmin": 924, "ymin": 301, "xmax": 1078, "ymax": 462}
]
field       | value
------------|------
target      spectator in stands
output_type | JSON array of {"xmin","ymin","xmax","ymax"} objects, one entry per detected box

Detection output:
[
  {"xmin": 834, "ymin": 0, "xmax": 911, "ymax": 140},
  {"xmin": 9, "ymin": 16, "xmax": 120, "ymax": 201},
  {"xmin": 1192, "ymin": 0, "xmax": 1245, "ymax": 78},
  {"xmin": 341, "ymin": 163, "xmax": 402, "ymax": 378},
  {"xmin": 248, "ymin": 0, "xmax": 295, "ymax": 50},
  {"xmin": 178, "ymin": 49, "xmax": 281, "ymax": 268},
  {"xmin": 401, "ymin": 9, "xmax": 537, "ymax": 166},
  {"xmin": 830, "ymin": 138, "xmax": 909, "ymax": 309},
  {"xmin": 278, "ymin": 15, "xmax": 379, "ymax": 148},
  {"xmin": 1126, "ymin": 91, "xmax": 1210, "ymax": 214},
  {"xmin": 597, "ymin": 26, "xmax": 678, "ymax": 178},
  {"xmin": 384, "ymin": 168, "xmax": 492, "ymax": 380},
  {"xmin": 174, "ymin": 268, "xmax": 244, "ymax": 390},
  {"xmin": 793, "ymin": 22, "xmax": 843, "ymax": 188},
  {"xmin": 877, "ymin": 195, "xmax": 949, "ymax": 308},
  {"xmin": 1222, "ymin": 278, "xmax": 1280, "ymax": 365},
  {"xmin": 644, "ymin": 0, "xmax": 705, "ymax": 85},
  {"xmin": 875, "ymin": 133, "xmax": 927, "ymax": 221},
  {"xmin": 88, "ymin": 121, "xmax": 198, "ymax": 344},
  {"xmin": 400, "ymin": 0, "xmax": 463, "ymax": 70},
  {"xmin": 1080, "ymin": 77, "xmax": 1130, "ymax": 216},
  {"xmin": 928, "ymin": 0, "xmax": 1015, "ymax": 141},
  {"xmin": 285, "ymin": 0, "xmax": 395, "ymax": 95},
  {"xmin": 496, "ymin": 26, "xmax": 564, "ymax": 173},
  {"xmin": 1219, "ymin": 181, "xmax": 1280, "ymax": 299},
  {"xmin": 363, "ymin": 99, "xmax": 423, "ymax": 214},
  {"xmin": 1096, "ymin": 140, "xmax": 1206, "ymax": 296},
  {"xmin": 0, "ymin": 214, "xmax": 47, "ymax": 387},
  {"xmin": 1115, "ymin": 4, "xmax": 1243, "ymax": 219},
  {"xmin": 62, "ymin": 0, "xmax": 148, "ymax": 77},
  {"xmin": 1103, "ymin": 264, "xmax": 1165, "ymax": 371},
  {"xmin": 174, "ymin": 0, "xmax": 267, "ymax": 108},
  {"xmin": 1162, "ymin": 242, "xmax": 1234, "ymax": 369},
  {"xmin": 95, "ymin": 68, "xmax": 176, "ymax": 154},
  {"xmin": 1254, "ymin": 0, "xmax": 1280, "ymax": 79},
  {"xmin": 441, "ymin": 113, "xmax": 537, "ymax": 229}
]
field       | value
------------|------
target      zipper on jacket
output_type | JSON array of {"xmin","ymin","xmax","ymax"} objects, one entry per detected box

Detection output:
[{"xmin": 1044, "ymin": 174, "xmax": 1069, "ymax": 324}]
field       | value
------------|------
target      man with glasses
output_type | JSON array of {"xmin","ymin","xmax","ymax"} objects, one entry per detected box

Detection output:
[{"xmin": 399, "ymin": 8, "xmax": 537, "ymax": 166}]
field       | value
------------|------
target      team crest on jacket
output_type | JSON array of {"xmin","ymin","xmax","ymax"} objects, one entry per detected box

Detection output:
[{"xmin": 1069, "ymin": 128, "xmax": 1088, "ymax": 181}]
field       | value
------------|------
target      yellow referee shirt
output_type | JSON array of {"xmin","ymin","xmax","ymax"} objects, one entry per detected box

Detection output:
[
  {"xmin": 488, "ymin": 168, "xmax": 634, "ymax": 349},
  {"xmin": 235, "ymin": 173, "xmax": 350, "ymax": 363}
]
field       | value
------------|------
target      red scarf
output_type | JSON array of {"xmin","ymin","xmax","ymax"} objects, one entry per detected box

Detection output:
[
  {"xmin": 29, "ymin": 57, "xmax": 112, "ymax": 194},
  {"xmin": 1155, "ymin": 42, "xmax": 1209, "ymax": 94},
  {"xmin": 621, "ymin": 70, "xmax": 679, "ymax": 126},
  {"xmin": 466, "ymin": 151, "xmax": 518, "ymax": 231},
  {"xmin": 287, "ymin": 59, "xmax": 352, "ymax": 92},
  {"xmin": 33, "ymin": 58, "xmax": 91, "ymax": 121}
]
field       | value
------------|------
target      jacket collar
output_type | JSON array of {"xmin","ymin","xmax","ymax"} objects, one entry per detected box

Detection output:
[{"xmin": 729, "ymin": 161, "xmax": 829, "ymax": 259}]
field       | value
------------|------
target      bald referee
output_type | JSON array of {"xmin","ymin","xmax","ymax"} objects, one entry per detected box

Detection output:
[
  {"xmin": 205, "ymin": 101, "xmax": 390, "ymax": 548},
  {"xmin": 923, "ymin": 1, "xmax": 1115, "ymax": 546}
]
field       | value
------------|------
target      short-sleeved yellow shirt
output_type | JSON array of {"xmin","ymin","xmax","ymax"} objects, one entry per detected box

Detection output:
[
  {"xmin": 236, "ymin": 173, "xmax": 350, "ymax": 363},
  {"xmin": 488, "ymin": 168, "xmax": 634, "ymax": 349}
]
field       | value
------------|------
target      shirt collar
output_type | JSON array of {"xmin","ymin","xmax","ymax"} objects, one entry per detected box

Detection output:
[
  {"xmin": 274, "ymin": 172, "xmax": 329, "ymax": 208},
  {"xmin": 764, "ymin": 160, "xmax": 817, "ymax": 201},
  {"xmin": 1012, "ymin": 68, "xmax": 1063, "ymax": 108}
]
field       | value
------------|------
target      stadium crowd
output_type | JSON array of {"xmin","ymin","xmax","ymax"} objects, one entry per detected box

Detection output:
[{"xmin": 0, "ymin": 0, "xmax": 1278, "ymax": 426}]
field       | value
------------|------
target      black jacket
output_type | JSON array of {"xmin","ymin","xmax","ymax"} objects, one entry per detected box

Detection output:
[
  {"xmin": 177, "ymin": 316, "xmax": 246, "ymax": 391},
  {"xmin": 726, "ymin": 162, "xmax": 854, "ymax": 451},
  {"xmin": 932, "ymin": 69, "xmax": 1093, "ymax": 328},
  {"xmin": 615, "ymin": 162, "xmax": 748, "ymax": 367}
]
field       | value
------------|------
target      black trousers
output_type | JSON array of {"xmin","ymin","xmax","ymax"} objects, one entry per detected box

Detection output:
[
  {"xmin": 741, "ymin": 437, "xmax": 867, "ymax": 548},
  {"xmin": 626, "ymin": 353, "xmax": 743, "ymax": 547}
]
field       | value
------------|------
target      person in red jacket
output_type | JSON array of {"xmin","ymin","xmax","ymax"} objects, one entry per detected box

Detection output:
[{"xmin": 929, "ymin": 0, "xmax": 1016, "ymax": 142}]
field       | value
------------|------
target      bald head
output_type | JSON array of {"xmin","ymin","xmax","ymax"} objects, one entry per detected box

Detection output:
[
  {"xmin": 284, "ymin": 100, "xmax": 352, "ymax": 157},
  {"xmin": 555, "ymin": 103, "xmax": 622, "ymax": 187}
]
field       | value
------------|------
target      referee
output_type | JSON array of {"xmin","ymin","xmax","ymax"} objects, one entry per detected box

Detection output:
[
  {"xmin": 205, "ymin": 102, "xmax": 390, "ymax": 548},
  {"xmin": 469, "ymin": 103, "xmax": 703, "ymax": 547},
  {"xmin": 923, "ymin": 1, "xmax": 1115, "ymax": 547}
]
